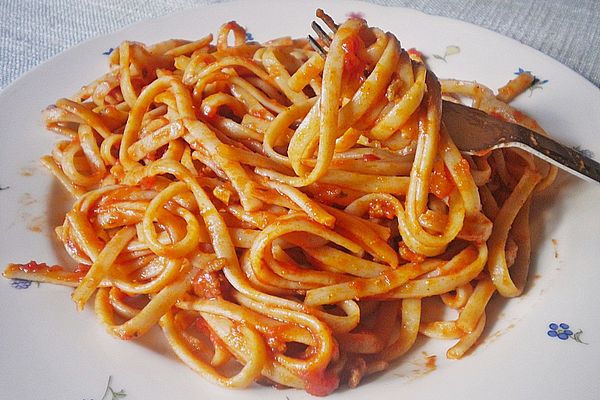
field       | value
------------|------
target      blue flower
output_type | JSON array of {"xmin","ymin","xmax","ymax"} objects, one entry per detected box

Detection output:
[
  {"xmin": 245, "ymin": 31, "xmax": 254, "ymax": 41},
  {"xmin": 547, "ymin": 323, "xmax": 573, "ymax": 340},
  {"xmin": 10, "ymin": 279, "xmax": 32, "ymax": 289},
  {"xmin": 514, "ymin": 67, "xmax": 549, "ymax": 93},
  {"xmin": 102, "ymin": 47, "xmax": 114, "ymax": 56},
  {"xmin": 514, "ymin": 67, "xmax": 530, "ymax": 76}
]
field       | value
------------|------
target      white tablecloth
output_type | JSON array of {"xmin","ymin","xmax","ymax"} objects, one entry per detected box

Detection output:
[{"xmin": 1, "ymin": 0, "xmax": 599, "ymax": 88}]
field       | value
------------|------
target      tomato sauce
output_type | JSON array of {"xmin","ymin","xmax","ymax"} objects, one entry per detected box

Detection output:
[
  {"xmin": 139, "ymin": 175, "xmax": 158, "ymax": 190},
  {"xmin": 311, "ymin": 184, "xmax": 347, "ymax": 206},
  {"xmin": 301, "ymin": 368, "xmax": 340, "ymax": 396},
  {"xmin": 3, "ymin": 261, "xmax": 88, "ymax": 285},
  {"xmin": 429, "ymin": 158, "xmax": 455, "ymax": 199},
  {"xmin": 263, "ymin": 324, "xmax": 288, "ymax": 354},
  {"xmin": 407, "ymin": 47, "xmax": 424, "ymax": 61},
  {"xmin": 367, "ymin": 198, "xmax": 395, "ymax": 219},
  {"xmin": 399, "ymin": 242, "xmax": 425, "ymax": 263},
  {"xmin": 192, "ymin": 270, "xmax": 223, "ymax": 300},
  {"xmin": 341, "ymin": 35, "xmax": 367, "ymax": 84},
  {"xmin": 73, "ymin": 263, "xmax": 91, "ymax": 277},
  {"xmin": 362, "ymin": 153, "xmax": 381, "ymax": 162},
  {"xmin": 15, "ymin": 261, "xmax": 62, "ymax": 273}
]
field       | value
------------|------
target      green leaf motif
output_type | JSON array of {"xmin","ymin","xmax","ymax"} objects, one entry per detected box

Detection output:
[
  {"xmin": 86, "ymin": 376, "xmax": 127, "ymax": 400},
  {"xmin": 432, "ymin": 45, "xmax": 461, "ymax": 63},
  {"xmin": 445, "ymin": 45, "xmax": 460, "ymax": 57},
  {"xmin": 110, "ymin": 388, "xmax": 127, "ymax": 399},
  {"xmin": 572, "ymin": 329, "xmax": 588, "ymax": 345}
]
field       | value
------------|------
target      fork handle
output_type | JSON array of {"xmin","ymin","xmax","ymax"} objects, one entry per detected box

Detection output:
[{"xmin": 512, "ymin": 130, "xmax": 600, "ymax": 184}]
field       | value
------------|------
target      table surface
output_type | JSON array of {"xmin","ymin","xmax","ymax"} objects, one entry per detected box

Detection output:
[{"xmin": 1, "ymin": 0, "xmax": 599, "ymax": 89}]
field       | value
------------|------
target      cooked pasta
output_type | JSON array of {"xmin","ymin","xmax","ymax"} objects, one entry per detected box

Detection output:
[{"xmin": 3, "ymin": 11, "xmax": 555, "ymax": 395}]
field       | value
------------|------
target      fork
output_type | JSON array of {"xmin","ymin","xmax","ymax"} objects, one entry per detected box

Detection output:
[{"xmin": 308, "ymin": 15, "xmax": 600, "ymax": 185}]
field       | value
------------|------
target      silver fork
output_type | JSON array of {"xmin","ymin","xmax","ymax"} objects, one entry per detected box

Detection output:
[{"xmin": 309, "ymin": 17, "xmax": 600, "ymax": 185}]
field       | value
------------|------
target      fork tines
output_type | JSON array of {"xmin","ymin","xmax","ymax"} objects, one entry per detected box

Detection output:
[
  {"xmin": 308, "ymin": 35, "xmax": 327, "ymax": 58},
  {"xmin": 316, "ymin": 8, "xmax": 339, "ymax": 32},
  {"xmin": 309, "ymin": 9, "xmax": 338, "ymax": 57}
]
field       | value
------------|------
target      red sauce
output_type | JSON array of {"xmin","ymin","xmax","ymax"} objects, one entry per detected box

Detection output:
[
  {"xmin": 192, "ymin": 270, "xmax": 223, "ymax": 299},
  {"xmin": 222, "ymin": 21, "xmax": 241, "ymax": 32},
  {"xmin": 362, "ymin": 153, "xmax": 381, "ymax": 162},
  {"xmin": 399, "ymin": 242, "xmax": 425, "ymax": 263},
  {"xmin": 198, "ymin": 243, "xmax": 215, "ymax": 253},
  {"xmin": 368, "ymin": 198, "xmax": 395, "ymax": 219},
  {"xmin": 201, "ymin": 104, "xmax": 219, "ymax": 120},
  {"xmin": 263, "ymin": 324, "xmax": 288, "ymax": 354},
  {"xmin": 429, "ymin": 158, "xmax": 455, "ymax": 199},
  {"xmin": 512, "ymin": 110, "xmax": 526, "ymax": 124},
  {"xmin": 139, "ymin": 176, "xmax": 157, "ymax": 190},
  {"xmin": 17, "ymin": 261, "xmax": 62, "ymax": 273},
  {"xmin": 311, "ymin": 184, "xmax": 347, "ymax": 206},
  {"xmin": 348, "ymin": 279, "xmax": 367, "ymax": 292},
  {"xmin": 194, "ymin": 317, "xmax": 211, "ymax": 334},
  {"xmin": 341, "ymin": 35, "xmax": 367, "ymax": 83},
  {"xmin": 407, "ymin": 48, "xmax": 424, "ymax": 60},
  {"xmin": 490, "ymin": 111, "xmax": 505, "ymax": 121},
  {"xmin": 301, "ymin": 368, "xmax": 340, "ymax": 397},
  {"xmin": 2, "ymin": 261, "xmax": 88, "ymax": 285},
  {"xmin": 110, "ymin": 163, "xmax": 125, "ymax": 181},
  {"xmin": 73, "ymin": 263, "xmax": 91, "ymax": 277},
  {"xmin": 146, "ymin": 145, "xmax": 168, "ymax": 161}
]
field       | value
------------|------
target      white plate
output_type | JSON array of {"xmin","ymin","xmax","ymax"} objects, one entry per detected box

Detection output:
[{"xmin": 1, "ymin": 1, "xmax": 599, "ymax": 399}]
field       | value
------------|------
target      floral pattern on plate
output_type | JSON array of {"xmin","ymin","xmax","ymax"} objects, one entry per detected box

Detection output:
[
  {"xmin": 87, "ymin": 376, "xmax": 127, "ymax": 400},
  {"xmin": 547, "ymin": 323, "xmax": 588, "ymax": 344},
  {"xmin": 432, "ymin": 45, "xmax": 461, "ymax": 62},
  {"xmin": 514, "ymin": 67, "xmax": 549, "ymax": 95},
  {"xmin": 10, "ymin": 279, "xmax": 35, "ymax": 289}
]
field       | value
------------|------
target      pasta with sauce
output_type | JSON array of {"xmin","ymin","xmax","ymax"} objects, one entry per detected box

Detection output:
[{"xmin": 3, "ymin": 10, "xmax": 555, "ymax": 395}]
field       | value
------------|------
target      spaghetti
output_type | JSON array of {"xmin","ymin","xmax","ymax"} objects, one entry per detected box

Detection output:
[{"xmin": 4, "ymin": 12, "xmax": 555, "ymax": 395}]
